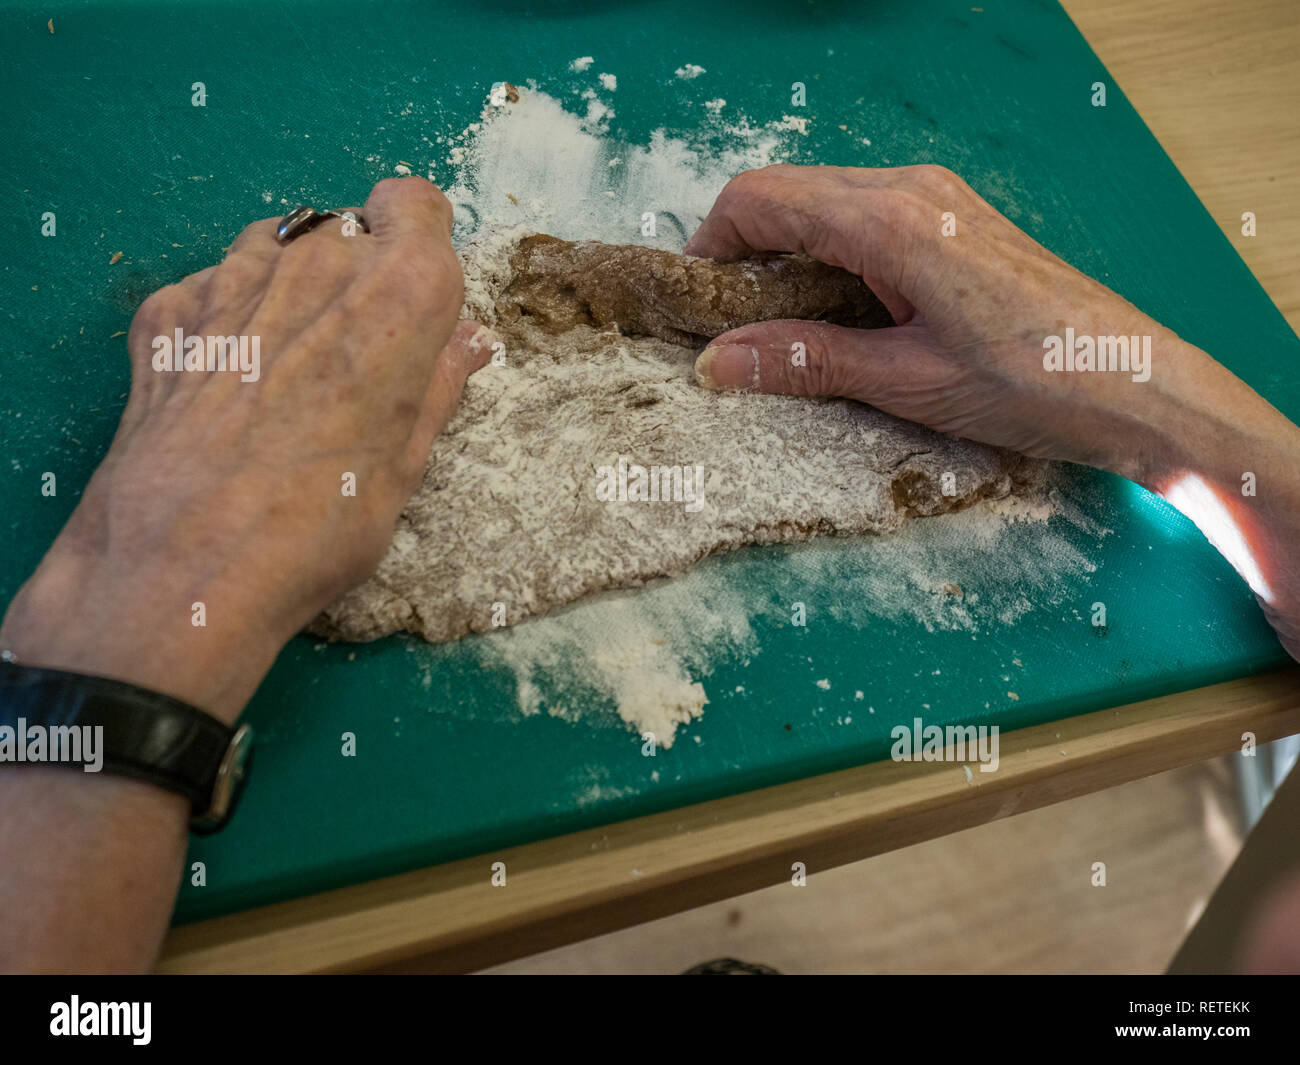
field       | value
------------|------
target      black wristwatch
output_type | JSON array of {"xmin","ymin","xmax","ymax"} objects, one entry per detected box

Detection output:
[{"xmin": 0, "ymin": 662, "xmax": 253, "ymax": 834}]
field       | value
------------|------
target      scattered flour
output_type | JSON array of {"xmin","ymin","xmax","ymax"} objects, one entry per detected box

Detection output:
[
  {"xmin": 579, "ymin": 89, "xmax": 615, "ymax": 129},
  {"xmin": 427, "ymin": 483, "xmax": 1102, "ymax": 749},
  {"xmin": 675, "ymin": 64, "xmax": 706, "ymax": 79},
  {"xmin": 444, "ymin": 84, "xmax": 808, "ymax": 251}
]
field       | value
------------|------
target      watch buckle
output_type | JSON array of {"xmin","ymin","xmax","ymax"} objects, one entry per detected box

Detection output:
[{"xmin": 191, "ymin": 723, "xmax": 254, "ymax": 834}]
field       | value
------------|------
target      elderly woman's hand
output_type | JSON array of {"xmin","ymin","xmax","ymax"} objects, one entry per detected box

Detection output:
[
  {"xmin": 0, "ymin": 177, "xmax": 493, "ymax": 723},
  {"xmin": 688, "ymin": 164, "xmax": 1300, "ymax": 660}
]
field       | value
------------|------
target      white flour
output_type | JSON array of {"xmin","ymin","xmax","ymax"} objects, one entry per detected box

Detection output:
[
  {"xmin": 443, "ymin": 80, "xmax": 810, "ymax": 252},
  {"xmin": 410, "ymin": 483, "xmax": 1102, "ymax": 749}
]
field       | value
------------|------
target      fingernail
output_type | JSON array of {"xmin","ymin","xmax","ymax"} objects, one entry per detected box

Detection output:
[
  {"xmin": 695, "ymin": 344, "xmax": 759, "ymax": 390},
  {"xmin": 465, "ymin": 322, "xmax": 500, "ymax": 354},
  {"xmin": 460, "ymin": 321, "xmax": 502, "ymax": 370}
]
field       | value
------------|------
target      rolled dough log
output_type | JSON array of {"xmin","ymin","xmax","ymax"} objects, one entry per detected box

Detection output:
[
  {"xmin": 500, "ymin": 233, "xmax": 894, "ymax": 345},
  {"xmin": 311, "ymin": 233, "xmax": 1041, "ymax": 643}
]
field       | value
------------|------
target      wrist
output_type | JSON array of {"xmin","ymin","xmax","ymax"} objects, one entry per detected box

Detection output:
[
  {"xmin": 1126, "ymin": 355, "xmax": 1300, "ymax": 651},
  {"xmin": 1081, "ymin": 335, "xmax": 1286, "ymax": 489},
  {"xmin": 1127, "ymin": 346, "xmax": 1300, "ymax": 497},
  {"xmin": 0, "ymin": 539, "xmax": 293, "ymax": 726}
]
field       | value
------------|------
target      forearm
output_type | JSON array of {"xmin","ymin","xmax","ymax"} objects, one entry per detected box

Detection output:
[
  {"xmin": 0, "ymin": 546, "xmax": 289, "ymax": 972},
  {"xmin": 0, "ymin": 177, "xmax": 475, "ymax": 973},
  {"xmin": 0, "ymin": 768, "xmax": 188, "ymax": 972}
]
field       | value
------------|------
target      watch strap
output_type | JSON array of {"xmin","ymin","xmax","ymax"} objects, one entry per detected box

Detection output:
[{"xmin": 0, "ymin": 663, "xmax": 252, "ymax": 834}]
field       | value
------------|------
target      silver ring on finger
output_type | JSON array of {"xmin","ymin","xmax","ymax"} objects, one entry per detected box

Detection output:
[{"xmin": 275, "ymin": 205, "xmax": 370, "ymax": 244}]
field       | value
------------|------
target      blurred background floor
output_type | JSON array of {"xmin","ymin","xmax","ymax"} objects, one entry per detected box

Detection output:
[{"xmin": 484, "ymin": 755, "xmax": 1246, "ymax": 973}]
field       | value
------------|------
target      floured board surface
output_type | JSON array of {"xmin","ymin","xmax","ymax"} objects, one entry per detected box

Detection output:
[{"xmin": 0, "ymin": 0, "xmax": 1295, "ymax": 924}]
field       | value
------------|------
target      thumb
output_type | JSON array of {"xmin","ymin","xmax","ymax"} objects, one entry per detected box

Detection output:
[
  {"xmin": 693, "ymin": 318, "xmax": 928, "ymax": 405},
  {"xmin": 402, "ymin": 320, "xmax": 499, "ymax": 479}
]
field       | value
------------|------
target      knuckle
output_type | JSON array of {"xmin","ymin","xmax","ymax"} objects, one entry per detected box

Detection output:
[
  {"xmin": 375, "ymin": 175, "xmax": 451, "ymax": 214},
  {"xmin": 217, "ymin": 249, "xmax": 270, "ymax": 285},
  {"xmin": 229, "ymin": 218, "xmax": 277, "ymax": 252},
  {"xmin": 370, "ymin": 176, "xmax": 456, "ymax": 244},
  {"xmin": 132, "ymin": 285, "xmax": 180, "ymax": 332},
  {"xmin": 204, "ymin": 254, "xmax": 273, "ymax": 309},
  {"xmin": 371, "ymin": 175, "xmax": 417, "ymax": 199},
  {"xmin": 386, "ymin": 250, "xmax": 462, "ymax": 312},
  {"xmin": 803, "ymin": 342, "xmax": 842, "ymax": 395},
  {"xmin": 764, "ymin": 337, "xmax": 815, "ymax": 395},
  {"xmin": 770, "ymin": 329, "xmax": 849, "ymax": 397},
  {"xmin": 131, "ymin": 294, "xmax": 163, "ymax": 333},
  {"xmin": 720, "ymin": 167, "xmax": 775, "ymax": 205},
  {"xmin": 423, "ymin": 182, "xmax": 453, "ymax": 217},
  {"xmin": 759, "ymin": 163, "xmax": 802, "ymax": 180},
  {"xmin": 877, "ymin": 187, "xmax": 933, "ymax": 233},
  {"xmin": 784, "ymin": 194, "xmax": 836, "ymax": 255},
  {"xmin": 907, "ymin": 164, "xmax": 967, "ymax": 198}
]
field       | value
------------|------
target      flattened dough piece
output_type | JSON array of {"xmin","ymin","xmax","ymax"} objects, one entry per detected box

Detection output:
[{"xmin": 311, "ymin": 233, "xmax": 1041, "ymax": 643}]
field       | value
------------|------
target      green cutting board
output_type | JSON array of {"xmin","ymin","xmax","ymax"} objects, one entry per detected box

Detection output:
[{"xmin": 1, "ymin": 0, "xmax": 1294, "ymax": 924}]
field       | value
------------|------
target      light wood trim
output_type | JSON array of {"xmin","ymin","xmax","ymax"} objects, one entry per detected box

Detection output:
[
  {"xmin": 159, "ymin": 667, "xmax": 1300, "ymax": 972},
  {"xmin": 1061, "ymin": 0, "xmax": 1300, "ymax": 331}
]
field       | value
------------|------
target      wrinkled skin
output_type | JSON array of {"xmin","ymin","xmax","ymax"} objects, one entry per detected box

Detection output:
[
  {"xmin": 689, "ymin": 164, "xmax": 1300, "ymax": 662},
  {"xmin": 2, "ymin": 177, "xmax": 496, "ymax": 723},
  {"xmin": 687, "ymin": 165, "xmax": 1300, "ymax": 975}
]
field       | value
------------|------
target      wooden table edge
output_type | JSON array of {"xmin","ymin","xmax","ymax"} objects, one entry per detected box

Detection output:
[{"xmin": 158, "ymin": 666, "xmax": 1300, "ymax": 973}]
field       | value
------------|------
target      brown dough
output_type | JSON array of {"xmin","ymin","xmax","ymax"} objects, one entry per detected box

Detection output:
[{"xmin": 500, "ymin": 233, "xmax": 893, "ymax": 346}]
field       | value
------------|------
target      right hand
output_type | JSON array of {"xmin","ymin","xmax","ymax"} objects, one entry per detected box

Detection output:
[
  {"xmin": 686, "ymin": 163, "xmax": 1300, "ymax": 660},
  {"xmin": 686, "ymin": 165, "xmax": 1268, "ymax": 481}
]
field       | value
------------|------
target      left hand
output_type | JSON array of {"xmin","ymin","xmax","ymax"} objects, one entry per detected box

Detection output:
[{"xmin": 0, "ymin": 177, "xmax": 493, "ymax": 723}]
